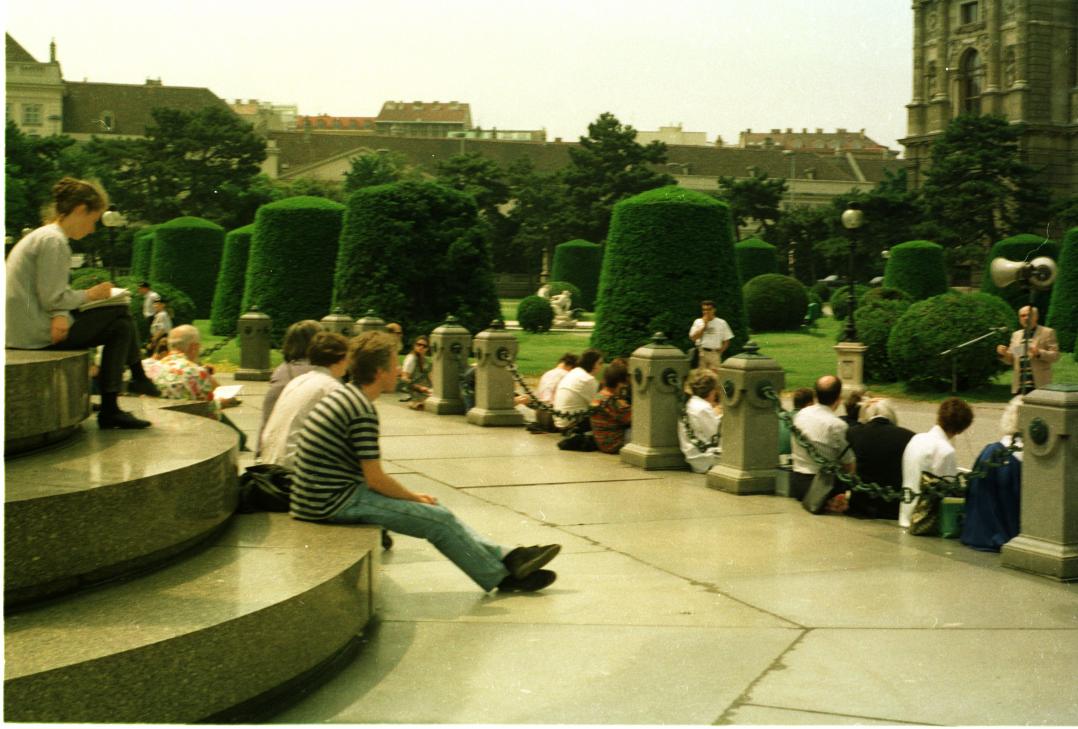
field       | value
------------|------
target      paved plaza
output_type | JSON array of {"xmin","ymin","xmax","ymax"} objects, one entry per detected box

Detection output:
[{"xmin": 213, "ymin": 375, "xmax": 1077, "ymax": 725}]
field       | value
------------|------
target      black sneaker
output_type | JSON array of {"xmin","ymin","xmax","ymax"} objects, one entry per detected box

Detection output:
[
  {"xmin": 381, "ymin": 528, "xmax": 393, "ymax": 550},
  {"xmin": 497, "ymin": 569, "xmax": 556, "ymax": 593},
  {"xmin": 503, "ymin": 544, "xmax": 561, "ymax": 579},
  {"xmin": 125, "ymin": 379, "xmax": 160, "ymax": 397},
  {"xmin": 98, "ymin": 409, "xmax": 152, "ymax": 429}
]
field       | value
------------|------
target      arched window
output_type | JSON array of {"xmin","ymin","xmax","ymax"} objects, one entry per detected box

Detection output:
[{"xmin": 961, "ymin": 49, "xmax": 984, "ymax": 114}]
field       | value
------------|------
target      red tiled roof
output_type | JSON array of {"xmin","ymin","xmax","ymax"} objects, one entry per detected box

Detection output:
[{"xmin": 376, "ymin": 101, "xmax": 471, "ymax": 124}]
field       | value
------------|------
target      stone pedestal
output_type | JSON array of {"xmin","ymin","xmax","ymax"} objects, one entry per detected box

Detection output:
[
  {"xmin": 354, "ymin": 310, "xmax": 386, "ymax": 334},
  {"xmin": 4, "ymin": 350, "xmax": 91, "ymax": 455},
  {"xmin": 1001, "ymin": 385, "xmax": 1078, "ymax": 581},
  {"xmin": 551, "ymin": 316, "xmax": 578, "ymax": 330},
  {"xmin": 707, "ymin": 342, "xmax": 785, "ymax": 495},
  {"xmin": 235, "ymin": 307, "xmax": 272, "ymax": 381},
  {"xmin": 467, "ymin": 320, "xmax": 523, "ymax": 427},
  {"xmin": 620, "ymin": 333, "xmax": 691, "ymax": 470},
  {"xmin": 834, "ymin": 341, "xmax": 867, "ymax": 393},
  {"xmin": 426, "ymin": 315, "xmax": 471, "ymax": 415},
  {"xmin": 320, "ymin": 307, "xmax": 354, "ymax": 337}
]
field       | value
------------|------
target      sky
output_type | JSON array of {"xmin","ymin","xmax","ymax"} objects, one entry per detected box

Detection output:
[{"xmin": 7, "ymin": 0, "xmax": 914, "ymax": 153}]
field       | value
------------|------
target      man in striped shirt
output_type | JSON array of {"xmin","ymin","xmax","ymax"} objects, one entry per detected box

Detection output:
[{"xmin": 291, "ymin": 330, "xmax": 560, "ymax": 593}]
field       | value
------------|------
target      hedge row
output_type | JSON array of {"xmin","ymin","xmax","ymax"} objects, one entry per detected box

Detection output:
[
  {"xmin": 210, "ymin": 224, "xmax": 255, "ymax": 337},
  {"xmin": 550, "ymin": 239, "xmax": 602, "ymax": 310},
  {"xmin": 149, "ymin": 216, "xmax": 224, "ymax": 319},
  {"xmin": 129, "ymin": 226, "xmax": 157, "ymax": 280},
  {"xmin": 735, "ymin": 237, "xmax": 778, "ymax": 285},
  {"xmin": 1046, "ymin": 226, "xmax": 1078, "ymax": 352}
]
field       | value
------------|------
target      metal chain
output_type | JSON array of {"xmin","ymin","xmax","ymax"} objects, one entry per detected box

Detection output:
[
  {"xmin": 672, "ymin": 372, "xmax": 721, "ymax": 453},
  {"xmin": 199, "ymin": 336, "xmax": 234, "ymax": 360},
  {"xmin": 506, "ymin": 361, "xmax": 601, "ymax": 422}
]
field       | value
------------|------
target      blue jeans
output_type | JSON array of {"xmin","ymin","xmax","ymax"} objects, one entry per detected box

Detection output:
[{"xmin": 328, "ymin": 487, "xmax": 510, "ymax": 591}]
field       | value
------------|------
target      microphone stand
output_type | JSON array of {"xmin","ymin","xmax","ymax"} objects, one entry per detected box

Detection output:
[{"xmin": 940, "ymin": 327, "xmax": 1010, "ymax": 393}]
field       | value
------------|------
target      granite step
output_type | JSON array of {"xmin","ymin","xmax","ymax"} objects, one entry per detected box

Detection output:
[
  {"xmin": 4, "ymin": 512, "xmax": 380, "ymax": 723},
  {"xmin": 4, "ymin": 407, "xmax": 238, "ymax": 607},
  {"xmin": 4, "ymin": 349, "xmax": 92, "ymax": 455}
]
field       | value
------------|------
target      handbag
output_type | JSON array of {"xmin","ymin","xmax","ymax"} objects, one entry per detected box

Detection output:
[
  {"xmin": 237, "ymin": 464, "xmax": 292, "ymax": 513},
  {"xmin": 908, "ymin": 472, "xmax": 942, "ymax": 536}
]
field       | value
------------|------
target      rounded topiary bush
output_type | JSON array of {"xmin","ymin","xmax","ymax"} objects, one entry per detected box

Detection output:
[
  {"xmin": 888, "ymin": 291, "xmax": 1017, "ymax": 390},
  {"xmin": 735, "ymin": 237, "xmax": 778, "ymax": 285},
  {"xmin": 809, "ymin": 281, "xmax": 832, "ymax": 303},
  {"xmin": 743, "ymin": 274, "xmax": 807, "ymax": 331},
  {"xmin": 550, "ymin": 240, "xmax": 602, "ymax": 310},
  {"xmin": 592, "ymin": 186, "xmax": 748, "ymax": 358},
  {"xmin": 545, "ymin": 280, "xmax": 583, "ymax": 312},
  {"xmin": 129, "ymin": 226, "xmax": 156, "ymax": 280},
  {"xmin": 830, "ymin": 284, "xmax": 871, "ymax": 320},
  {"xmin": 1046, "ymin": 226, "xmax": 1078, "ymax": 352},
  {"xmin": 981, "ymin": 233, "xmax": 1060, "ymax": 318},
  {"xmin": 149, "ymin": 216, "xmax": 225, "ymax": 319},
  {"xmin": 244, "ymin": 196, "xmax": 346, "ymax": 342},
  {"xmin": 856, "ymin": 297, "xmax": 913, "ymax": 382},
  {"xmin": 883, "ymin": 240, "xmax": 948, "ymax": 301},
  {"xmin": 210, "ymin": 223, "xmax": 255, "ymax": 337},
  {"xmin": 517, "ymin": 295, "xmax": 554, "ymax": 333},
  {"xmin": 333, "ymin": 181, "xmax": 499, "ymax": 337}
]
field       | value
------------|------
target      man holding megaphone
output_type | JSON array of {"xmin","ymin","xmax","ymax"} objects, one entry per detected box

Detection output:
[{"xmin": 996, "ymin": 305, "xmax": 1060, "ymax": 394}]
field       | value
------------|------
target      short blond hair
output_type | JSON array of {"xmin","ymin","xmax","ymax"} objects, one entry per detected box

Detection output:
[{"xmin": 348, "ymin": 331, "xmax": 399, "ymax": 385}]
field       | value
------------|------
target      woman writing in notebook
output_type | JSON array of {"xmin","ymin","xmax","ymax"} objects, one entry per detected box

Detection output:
[{"xmin": 5, "ymin": 177, "xmax": 158, "ymax": 429}]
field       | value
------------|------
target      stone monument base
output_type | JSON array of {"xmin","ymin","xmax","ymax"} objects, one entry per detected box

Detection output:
[
  {"xmin": 426, "ymin": 396, "xmax": 466, "ymax": 415},
  {"xmin": 551, "ymin": 317, "xmax": 578, "ymax": 330},
  {"xmin": 834, "ymin": 341, "xmax": 867, "ymax": 393},
  {"xmin": 707, "ymin": 464, "xmax": 779, "ymax": 495},
  {"xmin": 620, "ymin": 443, "xmax": 687, "ymax": 470},
  {"xmin": 1001, "ymin": 535, "xmax": 1078, "ymax": 582},
  {"xmin": 466, "ymin": 407, "xmax": 524, "ymax": 427},
  {"xmin": 234, "ymin": 368, "xmax": 272, "ymax": 381}
]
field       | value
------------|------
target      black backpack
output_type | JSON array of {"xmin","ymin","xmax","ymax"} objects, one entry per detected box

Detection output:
[{"xmin": 237, "ymin": 464, "xmax": 292, "ymax": 513}]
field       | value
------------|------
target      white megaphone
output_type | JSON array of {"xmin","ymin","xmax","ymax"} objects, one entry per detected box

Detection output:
[{"xmin": 989, "ymin": 256, "xmax": 1057, "ymax": 290}]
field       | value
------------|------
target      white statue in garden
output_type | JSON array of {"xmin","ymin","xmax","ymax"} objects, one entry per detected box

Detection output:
[{"xmin": 550, "ymin": 290, "xmax": 573, "ymax": 320}]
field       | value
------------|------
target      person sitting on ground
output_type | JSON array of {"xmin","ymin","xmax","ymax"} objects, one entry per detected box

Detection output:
[
  {"xmin": 960, "ymin": 396, "xmax": 1023, "ymax": 552},
  {"xmin": 678, "ymin": 368, "xmax": 724, "ymax": 473},
  {"xmin": 590, "ymin": 358, "xmax": 632, "ymax": 454},
  {"xmin": 899, "ymin": 396, "xmax": 974, "ymax": 529},
  {"xmin": 517, "ymin": 352, "xmax": 579, "ymax": 431},
  {"xmin": 260, "ymin": 331, "xmax": 349, "ymax": 470},
  {"xmin": 845, "ymin": 399, "xmax": 915, "ymax": 519},
  {"xmin": 840, "ymin": 386, "xmax": 867, "ymax": 427},
  {"xmin": 5, "ymin": 176, "xmax": 158, "ymax": 429},
  {"xmin": 789, "ymin": 375, "xmax": 856, "ymax": 504},
  {"xmin": 259, "ymin": 319, "xmax": 323, "ymax": 453},
  {"xmin": 778, "ymin": 387, "xmax": 815, "ymax": 456},
  {"xmin": 290, "ymin": 330, "xmax": 561, "ymax": 592},
  {"xmin": 149, "ymin": 297, "xmax": 172, "ymax": 340},
  {"xmin": 400, "ymin": 335, "xmax": 433, "ymax": 409},
  {"xmin": 553, "ymin": 348, "xmax": 604, "ymax": 432}
]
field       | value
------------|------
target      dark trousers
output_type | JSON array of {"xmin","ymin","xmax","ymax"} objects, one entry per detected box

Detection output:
[
  {"xmin": 48, "ymin": 306, "xmax": 140, "ymax": 394},
  {"xmin": 790, "ymin": 471, "xmax": 815, "ymax": 501}
]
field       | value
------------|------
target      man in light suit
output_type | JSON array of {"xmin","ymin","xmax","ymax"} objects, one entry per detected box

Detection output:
[{"xmin": 996, "ymin": 305, "xmax": 1060, "ymax": 394}]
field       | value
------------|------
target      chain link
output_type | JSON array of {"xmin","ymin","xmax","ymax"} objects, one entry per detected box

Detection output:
[
  {"xmin": 200, "ymin": 336, "xmax": 234, "ymax": 360},
  {"xmin": 506, "ymin": 361, "xmax": 601, "ymax": 422}
]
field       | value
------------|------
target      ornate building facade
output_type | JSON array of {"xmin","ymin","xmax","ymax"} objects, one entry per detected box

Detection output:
[{"xmin": 901, "ymin": 0, "xmax": 1077, "ymax": 198}]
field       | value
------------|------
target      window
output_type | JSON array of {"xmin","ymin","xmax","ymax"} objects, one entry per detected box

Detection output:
[
  {"xmin": 961, "ymin": 49, "xmax": 984, "ymax": 114},
  {"xmin": 22, "ymin": 103, "xmax": 43, "ymax": 125},
  {"xmin": 960, "ymin": 2, "xmax": 979, "ymax": 25},
  {"xmin": 101, "ymin": 111, "xmax": 115, "ymax": 131}
]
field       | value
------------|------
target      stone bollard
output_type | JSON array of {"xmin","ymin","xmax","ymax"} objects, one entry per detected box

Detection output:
[
  {"xmin": 620, "ymin": 332, "xmax": 691, "ymax": 470},
  {"xmin": 707, "ymin": 341, "xmax": 785, "ymax": 494},
  {"xmin": 426, "ymin": 315, "xmax": 472, "ymax": 415},
  {"xmin": 834, "ymin": 341, "xmax": 867, "ymax": 395},
  {"xmin": 321, "ymin": 306, "xmax": 354, "ymax": 337},
  {"xmin": 1001, "ymin": 385, "xmax": 1078, "ymax": 581},
  {"xmin": 467, "ymin": 319, "xmax": 524, "ymax": 427},
  {"xmin": 354, "ymin": 309, "xmax": 386, "ymax": 333},
  {"xmin": 235, "ymin": 306, "xmax": 273, "ymax": 381}
]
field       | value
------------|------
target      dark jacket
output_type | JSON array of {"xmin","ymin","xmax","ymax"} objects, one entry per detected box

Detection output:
[{"xmin": 845, "ymin": 417, "xmax": 915, "ymax": 519}]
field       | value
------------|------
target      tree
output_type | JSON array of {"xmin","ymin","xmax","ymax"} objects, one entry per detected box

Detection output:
[
  {"xmin": 435, "ymin": 153, "xmax": 509, "ymax": 214},
  {"xmin": 717, "ymin": 169, "xmax": 786, "ymax": 240},
  {"xmin": 561, "ymin": 112, "xmax": 675, "ymax": 243},
  {"xmin": 920, "ymin": 114, "xmax": 1051, "ymax": 266},
  {"xmin": 4, "ymin": 121, "xmax": 76, "ymax": 235},
  {"xmin": 502, "ymin": 157, "xmax": 569, "ymax": 275},
  {"xmin": 343, "ymin": 150, "xmax": 414, "ymax": 193},
  {"xmin": 770, "ymin": 204, "xmax": 833, "ymax": 284}
]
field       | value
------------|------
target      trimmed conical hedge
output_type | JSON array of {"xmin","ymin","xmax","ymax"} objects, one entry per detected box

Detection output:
[
  {"xmin": 591, "ymin": 186, "xmax": 748, "ymax": 358},
  {"xmin": 1046, "ymin": 226, "xmax": 1078, "ymax": 352},
  {"xmin": 243, "ymin": 196, "xmax": 346, "ymax": 342},
  {"xmin": 129, "ymin": 226, "xmax": 156, "ymax": 280},
  {"xmin": 210, "ymin": 223, "xmax": 255, "ymax": 337},
  {"xmin": 735, "ymin": 237, "xmax": 778, "ymax": 285},
  {"xmin": 332, "ymin": 180, "xmax": 499, "ymax": 336},
  {"xmin": 981, "ymin": 233, "xmax": 1060, "ymax": 318},
  {"xmin": 550, "ymin": 239, "xmax": 602, "ymax": 310},
  {"xmin": 149, "ymin": 216, "xmax": 224, "ymax": 319},
  {"xmin": 883, "ymin": 240, "xmax": 948, "ymax": 300}
]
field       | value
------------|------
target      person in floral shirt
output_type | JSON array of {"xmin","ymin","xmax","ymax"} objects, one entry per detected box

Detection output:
[
  {"xmin": 153, "ymin": 324, "xmax": 217, "ymax": 400},
  {"xmin": 590, "ymin": 358, "xmax": 632, "ymax": 454}
]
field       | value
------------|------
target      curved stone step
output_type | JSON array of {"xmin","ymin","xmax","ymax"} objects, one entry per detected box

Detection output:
[
  {"xmin": 4, "ymin": 408, "xmax": 238, "ymax": 607},
  {"xmin": 4, "ymin": 513, "xmax": 380, "ymax": 723},
  {"xmin": 4, "ymin": 349, "xmax": 91, "ymax": 455}
]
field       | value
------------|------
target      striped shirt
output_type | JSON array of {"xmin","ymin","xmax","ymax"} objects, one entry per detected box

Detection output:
[{"xmin": 290, "ymin": 383, "xmax": 380, "ymax": 520}]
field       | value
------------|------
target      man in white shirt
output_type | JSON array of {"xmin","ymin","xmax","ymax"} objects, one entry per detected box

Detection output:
[
  {"xmin": 899, "ymin": 397, "xmax": 973, "ymax": 528},
  {"xmin": 678, "ymin": 368, "xmax": 723, "ymax": 473},
  {"xmin": 517, "ymin": 352, "xmax": 579, "ymax": 430},
  {"xmin": 688, "ymin": 299, "xmax": 734, "ymax": 372},
  {"xmin": 138, "ymin": 282, "xmax": 160, "ymax": 330},
  {"xmin": 553, "ymin": 348, "xmax": 603, "ymax": 430},
  {"xmin": 790, "ymin": 375, "xmax": 856, "ymax": 500},
  {"xmin": 260, "ymin": 331, "xmax": 349, "ymax": 469}
]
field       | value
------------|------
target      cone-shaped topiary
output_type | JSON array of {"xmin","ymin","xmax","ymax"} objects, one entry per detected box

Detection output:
[
  {"xmin": 550, "ymin": 239, "xmax": 602, "ymax": 310},
  {"xmin": 243, "ymin": 196, "xmax": 346, "ymax": 342},
  {"xmin": 856, "ymin": 297, "xmax": 912, "ymax": 382},
  {"xmin": 149, "ymin": 216, "xmax": 225, "ymax": 319},
  {"xmin": 883, "ymin": 240, "xmax": 949, "ymax": 300},
  {"xmin": 591, "ymin": 186, "xmax": 748, "ymax": 358},
  {"xmin": 1046, "ymin": 226, "xmax": 1078, "ymax": 352},
  {"xmin": 210, "ymin": 223, "xmax": 255, "ymax": 337},
  {"xmin": 332, "ymin": 180, "xmax": 499, "ymax": 337},
  {"xmin": 743, "ymin": 273, "xmax": 807, "ymax": 331},
  {"xmin": 981, "ymin": 233, "xmax": 1060, "ymax": 318},
  {"xmin": 129, "ymin": 226, "xmax": 156, "ymax": 280},
  {"xmin": 735, "ymin": 237, "xmax": 778, "ymax": 285},
  {"xmin": 517, "ymin": 295, "xmax": 554, "ymax": 333},
  {"xmin": 887, "ymin": 291, "xmax": 1016, "ymax": 390}
]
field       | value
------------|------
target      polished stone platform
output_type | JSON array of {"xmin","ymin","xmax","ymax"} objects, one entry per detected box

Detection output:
[
  {"xmin": 4, "ymin": 349, "xmax": 91, "ymax": 455},
  {"xmin": 4, "ymin": 513, "xmax": 380, "ymax": 723},
  {"xmin": 4, "ymin": 408, "xmax": 238, "ymax": 607}
]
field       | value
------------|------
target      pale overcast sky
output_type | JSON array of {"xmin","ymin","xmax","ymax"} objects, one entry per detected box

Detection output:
[{"xmin": 7, "ymin": 0, "xmax": 914, "ymax": 153}]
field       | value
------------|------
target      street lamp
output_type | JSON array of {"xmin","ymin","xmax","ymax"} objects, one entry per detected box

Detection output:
[
  {"xmin": 840, "ymin": 205, "xmax": 863, "ymax": 342},
  {"xmin": 101, "ymin": 206, "xmax": 127, "ymax": 280}
]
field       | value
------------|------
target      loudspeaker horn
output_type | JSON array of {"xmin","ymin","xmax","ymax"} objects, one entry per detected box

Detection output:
[
  {"xmin": 1027, "ymin": 256, "xmax": 1057, "ymax": 290},
  {"xmin": 989, "ymin": 256, "xmax": 1058, "ymax": 290},
  {"xmin": 990, "ymin": 258, "xmax": 1027, "ymax": 288}
]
